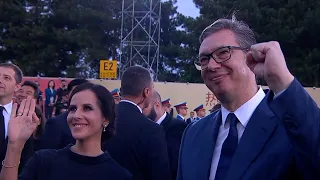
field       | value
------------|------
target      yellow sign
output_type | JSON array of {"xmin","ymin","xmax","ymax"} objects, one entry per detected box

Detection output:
[{"xmin": 99, "ymin": 60, "xmax": 117, "ymax": 79}]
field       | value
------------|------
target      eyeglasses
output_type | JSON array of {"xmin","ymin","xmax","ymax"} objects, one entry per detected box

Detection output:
[{"xmin": 194, "ymin": 46, "xmax": 249, "ymax": 71}]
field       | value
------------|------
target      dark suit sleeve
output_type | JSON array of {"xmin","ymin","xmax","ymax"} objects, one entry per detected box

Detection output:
[
  {"xmin": 167, "ymin": 122, "xmax": 187, "ymax": 179},
  {"xmin": 269, "ymin": 78, "xmax": 320, "ymax": 177},
  {"xmin": 39, "ymin": 117, "xmax": 61, "ymax": 149},
  {"xmin": 143, "ymin": 125, "xmax": 172, "ymax": 180},
  {"xmin": 176, "ymin": 124, "xmax": 192, "ymax": 180},
  {"xmin": 19, "ymin": 138, "xmax": 34, "ymax": 174}
]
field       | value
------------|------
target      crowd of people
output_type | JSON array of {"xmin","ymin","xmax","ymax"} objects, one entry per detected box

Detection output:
[{"xmin": 0, "ymin": 16, "xmax": 319, "ymax": 180}]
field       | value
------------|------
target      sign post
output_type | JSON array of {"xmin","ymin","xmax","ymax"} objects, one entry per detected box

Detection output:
[{"xmin": 99, "ymin": 60, "xmax": 117, "ymax": 79}]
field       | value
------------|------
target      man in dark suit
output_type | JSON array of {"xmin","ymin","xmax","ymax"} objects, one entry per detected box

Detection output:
[
  {"xmin": 177, "ymin": 17, "xmax": 320, "ymax": 180},
  {"xmin": 40, "ymin": 79, "xmax": 88, "ymax": 149},
  {"xmin": 143, "ymin": 90, "xmax": 187, "ymax": 180},
  {"xmin": 103, "ymin": 66, "xmax": 171, "ymax": 180},
  {"xmin": 0, "ymin": 63, "xmax": 33, "ymax": 174}
]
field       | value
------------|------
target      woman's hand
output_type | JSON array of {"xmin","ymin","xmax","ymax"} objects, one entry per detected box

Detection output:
[{"xmin": 8, "ymin": 96, "xmax": 40, "ymax": 146}]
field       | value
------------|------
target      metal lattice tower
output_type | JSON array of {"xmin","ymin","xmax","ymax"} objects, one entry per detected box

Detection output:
[{"xmin": 119, "ymin": 0, "xmax": 161, "ymax": 80}]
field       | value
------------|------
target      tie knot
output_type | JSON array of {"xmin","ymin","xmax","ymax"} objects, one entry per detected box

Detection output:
[{"xmin": 227, "ymin": 113, "xmax": 238, "ymax": 127}]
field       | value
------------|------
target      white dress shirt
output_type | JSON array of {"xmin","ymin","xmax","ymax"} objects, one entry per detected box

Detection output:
[
  {"xmin": 120, "ymin": 100, "xmax": 142, "ymax": 113},
  {"xmin": 1, "ymin": 101, "xmax": 13, "ymax": 138},
  {"xmin": 156, "ymin": 112, "xmax": 167, "ymax": 125},
  {"xmin": 209, "ymin": 88, "xmax": 265, "ymax": 180}
]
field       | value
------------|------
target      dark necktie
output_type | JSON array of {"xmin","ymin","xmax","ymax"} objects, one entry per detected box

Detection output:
[
  {"xmin": 215, "ymin": 113, "xmax": 239, "ymax": 180},
  {"xmin": 0, "ymin": 106, "xmax": 5, "ymax": 147}
]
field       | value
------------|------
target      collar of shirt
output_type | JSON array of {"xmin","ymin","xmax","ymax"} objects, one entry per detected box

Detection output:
[
  {"xmin": 2, "ymin": 101, "xmax": 13, "ymax": 115},
  {"xmin": 120, "ymin": 100, "xmax": 142, "ymax": 113},
  {"xmin": 178, "ymin": 114, "xmax": 184, "ymax": 120},
  {"xmin": 156, "ymin": 112, "xmax": 167, "ymax": 125},
  {"xmin": 221, "ymin": 87, "xmax": 265, "ymax": 128}
]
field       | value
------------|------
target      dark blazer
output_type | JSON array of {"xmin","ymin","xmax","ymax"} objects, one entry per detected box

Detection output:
[
  {"xmin": 177, "ymin": 79, "xmax": 320, "ymax": 180},
  {"xmin": 160, "ymin": 113, "xmax": 187, "ymax": 180},
  {"xmin": 103, "ymin": 101, "xmax": 172, "ymax": 180},
  {"xmin": 40, "ymin": 112, "xmax": 75, "ymax": 150}
]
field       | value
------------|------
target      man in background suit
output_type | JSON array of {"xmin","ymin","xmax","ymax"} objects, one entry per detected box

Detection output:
[
  {"xmin": 0, "ymin": 63, "xmax": 31, "ymax": 174},
  {"xmin": 186, "ymin": 111, "xmax": 195, "ymax": 124},
  {"xmin": 143, "ymin": 90, "xmax": 187, "ymax": 180},
  {"xmin": 104, "ymin": 66, "xmax": 171, "ymax": 180},
  {"xmin": 40, "ymin": 79, "xmax": 88, "ymax": 149},
  {"xmin": 174, "ymin": 102, "xmax": 188, "ymax": 121},
  {"xmin": 177, "ymin": 17, "xmax": 320, "ymax": 180},
  {"xmin": 193, "ymin": 104, "xmax": 206, "ymax": 120}
]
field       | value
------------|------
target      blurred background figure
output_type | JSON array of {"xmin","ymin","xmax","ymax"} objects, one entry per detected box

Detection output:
[
  {"xmin": 186, "ymin": 111, "xmax": 195, "ymax": 124},
  {"xmin": 161, "ymin": 98, "xmax": 171, "ymax": 114},
  {"xmin": 15, "ymin": 81, "xmax": 40, "ymax": 106},
  {"xmin": 55, "ymin": 79, "xmax": 68, "ymax": 116},
  {"xmin": 110, "ymin": 88, "xmax": 121, "ymax": 104},
  {"xmin": 193, "ymin": 104, "xmax": 206, "ymax": 120},
  {"xmin": 34, "ymin": 80, "xmax": 43, "ymax": 109},
  {"xmin": 174, "ymin": 102, "xmax": 188, "ymax": 121},
  {"xmin": 44, "ymin": 80, "xmax": 56, "ymax": 119}
]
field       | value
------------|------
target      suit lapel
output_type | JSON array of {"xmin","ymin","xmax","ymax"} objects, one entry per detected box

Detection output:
[
  {"xmin": 190, "ymin": 111, "xmax": 222, "ymax": 179},
  {"xmin": 226, "ymin": 95, "xmax": 278, "ymax": 180},
  {"xmin": 160, "ymin": 113, "xmax": 171, "ymax": 132}
]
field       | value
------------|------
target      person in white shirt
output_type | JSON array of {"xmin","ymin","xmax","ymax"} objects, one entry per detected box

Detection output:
[{"xmin": 143, "ymin": 89, "xmax": 187, "ymax": 180}]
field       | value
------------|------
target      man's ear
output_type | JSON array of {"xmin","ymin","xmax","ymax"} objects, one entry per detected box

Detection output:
[{"xmin": 14, "ymin": 83, "xmax": 22, "ymax": 93}]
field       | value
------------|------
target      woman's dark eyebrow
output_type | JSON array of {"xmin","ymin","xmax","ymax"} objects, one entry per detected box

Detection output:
[{"xmin": 82, "ymin": 103, "xmax": 93, "ymax": 107}]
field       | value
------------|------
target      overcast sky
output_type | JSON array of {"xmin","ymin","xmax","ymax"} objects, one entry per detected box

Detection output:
[{"xmin": 176, "ymin": 0, "xmax": 199, "ymax": 18}]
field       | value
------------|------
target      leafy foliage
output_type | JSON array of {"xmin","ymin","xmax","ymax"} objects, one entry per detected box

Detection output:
[{"xmin": 1, "ymin": 0, "xmax": 319, "ymax": 86}]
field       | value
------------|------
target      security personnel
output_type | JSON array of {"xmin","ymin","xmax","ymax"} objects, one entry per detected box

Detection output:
[
  {"xmin": 174, "ymin": 102, "xmax": 188, "ymax": 121},
  {"xmin": 162, "ymin": 98, "xmax": 172, "ymax": 114},
  {"xmin": 110, "ymin": 88, "xmax": 121, "ymax": 104},
  {"xmin": 193, "ymin": 104, "xmax": 206, "ymax": 120}
]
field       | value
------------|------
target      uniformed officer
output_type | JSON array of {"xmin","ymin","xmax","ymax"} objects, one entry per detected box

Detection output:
[
  {"xmin": 110, "ymin": 88, "xmax": 121, "ymax": 104},
  {"xmin": 162, "ymin": 98, "xmax": 172, "ymax": 114},
  {"xmin": 174, "ymin": 102, "xmax": 188, "ymax": 121},
  {"xmin": 193, "ymin": 104, "xmax": 206, "ymax": 120}
]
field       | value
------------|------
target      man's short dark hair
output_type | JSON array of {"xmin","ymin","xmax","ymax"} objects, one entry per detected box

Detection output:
[
  {"xmin": 121, "ymin": 66, "xmax": 152, "ymax": 97},
  {"xmin": 22, "ymin": 81, "xmax": 40, "ymax": 99},
  {"xmin": 67, "ymin": 79, "xmax": 89, "ymax": 93},
  {"xmin": 0, "ymin": 63, "xmax": 23, "ymax": 84}
]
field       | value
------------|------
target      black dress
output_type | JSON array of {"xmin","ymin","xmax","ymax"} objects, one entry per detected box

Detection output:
[{"xmin": 18, "ymin": 145, "xmax": 132, "ymax": 180}]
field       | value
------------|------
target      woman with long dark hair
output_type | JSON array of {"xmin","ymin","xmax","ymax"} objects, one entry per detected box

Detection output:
[
  {"xmin": 0, "ymin": 83, "xmax": 131, "ymax": 180},
  {"xmin": 44, "ymin": 80, "xmax": 56, "ymax": 119}
]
